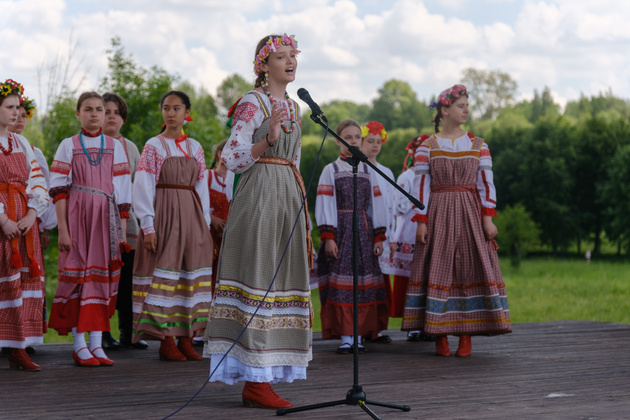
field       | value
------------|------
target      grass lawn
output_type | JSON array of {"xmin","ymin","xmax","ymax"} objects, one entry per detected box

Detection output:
[{"xmin": 42, "ymin": 256, "xmax": 630, "ymax": 343}]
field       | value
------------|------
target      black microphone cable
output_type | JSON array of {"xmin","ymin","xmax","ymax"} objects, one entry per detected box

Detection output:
[{"xmin": 162, "ymin": 117, "xmax": 331, "ymax": 419}]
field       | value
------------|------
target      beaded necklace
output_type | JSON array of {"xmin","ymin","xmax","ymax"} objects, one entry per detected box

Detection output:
[
  {"xmin": 79, "ymin": 132, "xmax": 105, "ymax": 166},
  {"xmin": 0, "ymin": 133, "xmax": 14, "ymax": 156},
  {"xmin": 262, "ymin": 80, "xmax": 296, "ymax": 134}
]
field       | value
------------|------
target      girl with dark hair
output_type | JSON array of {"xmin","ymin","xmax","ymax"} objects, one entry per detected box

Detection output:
[
  {"xmin": 402, "ymin": 84, "xmax": 511, "ymax": 357},
  {"xmin": 0, "ymin": 80, "xmax": 49, "ymax": 371},
  {"xmin": 132, "ymin": 90, "xmax": 213, "ymax": 362},
  {"xmin": 48, "ymin": 91, "xmax": 132, "ymax": 367},
  {"xmin": 204, "ymin": 34, "xmax": 311, "ymax": 410},
  {"xmin": 101, "ymin": 92, "xmax": 148, "ymax": 350},
  {"xmin": 314, "ymin": 119, "xmax": 388, "ymax": 354}
]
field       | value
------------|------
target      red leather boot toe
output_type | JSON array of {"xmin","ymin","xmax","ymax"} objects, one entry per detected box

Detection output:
[
  {"xmin": 435, "ymin": 336, "xmax": 452, "ymax": 357},
  {"xmin": 9, "ymin": 349, "xmax": 41, "ymax": 371},
  {"xmin": 242, "ymin": 381, "xmax": 292, "ymax": 409},
  {"xmin": 177, "ymin": 337, "xmax": 203, "ymax": 361},
  {"xmin": 159, "ymin": 336, "xmax": 187, "ymax": 361},
  {"xmin": 456, "ymin": 335, "xmax": 472, "ymax": 357}
]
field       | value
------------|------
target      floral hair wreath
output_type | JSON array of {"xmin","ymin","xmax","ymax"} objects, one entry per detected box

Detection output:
[
  {"xmin": 0, "ymin": 79, "xmax": 24, "ymax": 98},
  {"xmin": 428, "ymin": 84, "xmax": 468, "ymax": 109},
  {"xmin": 361, "ymin": 121, "xmax": 388, "ymax": 142},
  {"xmin": 253, "ymin": 34, "xmax": 300, "ymax": 75},
  {"xmin": 20, "ymin": 96, "xmax": 37, "ymax": 120}
]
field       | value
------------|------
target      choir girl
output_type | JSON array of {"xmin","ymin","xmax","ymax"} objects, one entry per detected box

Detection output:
[{"xmin": 402, "ymin": 84, "xmax": 511, "ymax": 357}]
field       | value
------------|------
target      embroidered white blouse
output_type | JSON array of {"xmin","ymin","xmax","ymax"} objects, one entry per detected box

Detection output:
[
  {"xmin": 32, "ymin": 146, "xmax": 57, "ymax": 231},
  {"xmin": 0, "ymin": 133, "xmax": 49, "ymax": 217},
  {"xmin": 221, "ymin": 91, "xmax": 302, "ymax": 173},
  {"xmin": 133, "ymin": 136, "xmax": 211, "ymax": 235}
]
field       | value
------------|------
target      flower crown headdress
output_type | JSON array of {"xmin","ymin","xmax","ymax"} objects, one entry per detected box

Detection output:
[
  {"xmin": 0, "ymin": 79, "xmax": 24, "ymax": 98},
  {"xmin": 361, "ymin": 121, "xmax": 388, "ymax": 142},
  {"xmin": 428, "ymin": 84, "xmax": 468, "ymax": 109},
  {"xmin": 402, "ymin": 134, "xmax": 430, "ymax": 171},
  {"xmin": 20, "ymin": 96, "xmax": 37, "ymax": 120},
  {"xmin": 253, "ymin": 33, "xmax": 300, "ymax": 75}
]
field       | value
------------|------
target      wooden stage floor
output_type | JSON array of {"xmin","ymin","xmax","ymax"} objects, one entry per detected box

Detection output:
[{"xmin": 1, "ymin": 321, "xmax": 629, "ymax": 419}]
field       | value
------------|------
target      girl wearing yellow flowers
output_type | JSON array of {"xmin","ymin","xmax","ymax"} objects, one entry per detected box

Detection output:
[
  {"xmin": 0, "ymin": 79, "xmax": 49, "ymax": 371},
  {"xmin": 314, "ymin": 119, "xmax": 389, "ymax": 355},
  {"xmin": 361, "ymin": 121, "xmax": 396, "ymax": 343}
]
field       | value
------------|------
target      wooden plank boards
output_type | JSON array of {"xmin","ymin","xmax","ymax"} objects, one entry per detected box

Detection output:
[{"xmin": 0, "ymin": 321, "xmax": 629, "ymax": 419}]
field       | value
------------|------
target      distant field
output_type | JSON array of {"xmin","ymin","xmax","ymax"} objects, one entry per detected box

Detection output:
[{"xmin": 42, "ymin": 256, "xmax": 630, "ymax": 343}]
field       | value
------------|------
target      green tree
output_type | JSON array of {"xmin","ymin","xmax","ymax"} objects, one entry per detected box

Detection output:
[
  {"xmin": 301, "ymin": 100, "xmax": 371, "ymax": 136},
  {"xmin": 40, "ymin": 95, "xmax": 81, "ymax": 161},
  {"xmin": 216, "ymin": 74, "xmax": 252, "ymax": 115},
  {"xmin": 491, "ymin": 116, "xmax": 576, "ymax": 254},
  {"xmin": 99, "ymin": 37, "xmax": 178, "ymax": 150},
  {"xmin": 565, "ymin": 90, "xmax": 630, "ymax": 121},
  {"xmin": 513, "ymin": 86, "xmax": 560, "ymax": 123},
  {"xmin": 176, "ymin": 81, "xmax": 227, "ymax": 160},
  {"xmin": 370, "ymin": 79, "xmax": 432, "ymax": 130},
  {"xmin": 602, "ymin": 144, "xmax": 630, "ymax": 255},
  {"xmin": 572, "ymin": 115, "xmax": 630, "ymax": 255},
  {"xmin": 494, "ymin": 204, "xmax": 541, "ymax": 267},
  {"xmin": 462, "ymin": 68, "xmax": 518, "ymax": 121}
]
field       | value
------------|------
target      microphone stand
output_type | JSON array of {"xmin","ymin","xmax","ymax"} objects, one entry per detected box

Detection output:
[{"xmin": 277, "ymin": 110, "xmax": 424, "ymax": 419}]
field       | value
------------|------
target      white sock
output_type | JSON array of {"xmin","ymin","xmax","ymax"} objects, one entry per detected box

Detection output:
[
  {"xmin": 72, "ymin": 328, "xmax": 91, "ymax": 359},
  {"xmin": 341, "ymin": 335, "xmax": 353, "ymax": 346},
  {"xmin": 89, "ymin": 331, "xmax": 106, "ymax": 358}
]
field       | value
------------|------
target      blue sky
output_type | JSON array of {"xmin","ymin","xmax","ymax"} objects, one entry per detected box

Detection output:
[{"xmin": 3, "ymin": 0, "xmax": 630, "ymax": 112}]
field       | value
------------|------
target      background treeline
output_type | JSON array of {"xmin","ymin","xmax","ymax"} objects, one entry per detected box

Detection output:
[{"xmin": 24, "ymin": 38, "xmax": 630, "ymax": 263}]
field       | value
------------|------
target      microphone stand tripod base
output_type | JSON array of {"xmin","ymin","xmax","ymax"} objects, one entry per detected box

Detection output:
[{"xmin": 276, "ymin": 385, "xmax": 411, "ymax": 419}]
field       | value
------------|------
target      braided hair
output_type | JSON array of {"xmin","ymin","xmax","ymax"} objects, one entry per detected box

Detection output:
[{"xmin": 431, "ymin": 104, "xmax": 443, "ymax": 134}]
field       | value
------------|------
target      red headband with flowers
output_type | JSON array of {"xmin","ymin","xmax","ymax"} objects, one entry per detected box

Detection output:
[
  {"xmin": 253, "ymin": 34, "xmax": 300, "ymax": 76},
  {"xmin": 0, "ymin": 79, "xmax": 24, "ymax": 98},
  {"xmin": 361, "ymin": 121, "xmax": 388, "ymax": 142},
  {"xmin": 429, "ymin": 84, "xmax": 468, "ymax": 109}
]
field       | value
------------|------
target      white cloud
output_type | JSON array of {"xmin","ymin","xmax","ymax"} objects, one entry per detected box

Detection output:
[{"xmin": 4, "ymin": 0, "xmax": 630, "ymax": 115}]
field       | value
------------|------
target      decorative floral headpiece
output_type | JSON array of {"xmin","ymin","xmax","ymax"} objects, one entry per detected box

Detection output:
[
  {"xmin": 361, "ymin": 121, "xmax": 388, "ymax": 142},
  {"xmin": 429, "ymin": 84, "xmax": 468, "ymax": 109},
  {"xmin": 0, "ymin": 79, "xmax": 24, "ymax": 98},
  {"xmin": 20, "ymin": 96, "xmax": 37, "ymax": 119},
  {"xmin": 402, "ymin": 134, "xmax": 430, "ymax": 171},
  {"xmin": 253, "ymin": 33, "xmax": 300, "ymax": 75}
]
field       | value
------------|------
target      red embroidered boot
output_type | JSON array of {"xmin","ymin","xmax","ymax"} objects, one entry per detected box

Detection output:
[
  {"xmin": 435, "ymin": 336, "xmax": 451, "ymax": 357},
  {"xmin": 177, "ymin": 337, "xmax": 203, "ymax": 361},
  {"xmin": 8, "ymin": 349, "xmax": 41, "ymax": 372},
  {"xmin": 158, "ymin": 336, "xmax": 187, "ymax": 361},
  {"xmin": 456, "ymin": 335, "xmax": 472, "ymax": 357},
  {"xmin": 242, "ymin": 381, "xmax": 292, "ymax": 409}
]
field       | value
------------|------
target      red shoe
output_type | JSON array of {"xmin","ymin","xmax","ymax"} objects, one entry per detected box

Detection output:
[
  {"xmin": 159, "ymin": 337, "xmax": 187, "ymax": 361},
  {"xmin": 456, "ymin": 335, "xmax": 472, "ymax": 357},
  {"xmin": 435, "ymin": 336, "xmax": 451, "ymax": 357},
  {"xmin": 177, "ymin": 337, "xmax": 203, "ymax": 361},
  {"xmin": 8, "ymin": 349, "xmax": 41, "ymax": 372},
  {"xmin": 90, "ymin": 347, "xmax": 115, "ymax": 366},
  {"xmin": 242, "ymin": 382, "xmax": 292, "ymax": 409},
  {"xmin": 72, "ymin": 347, "xmax": 100, "ymax": 367}
]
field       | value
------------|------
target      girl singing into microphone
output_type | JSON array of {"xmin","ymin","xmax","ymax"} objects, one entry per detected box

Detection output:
[{"xmin": 204, "ymin": 34, "xmax": 312, "ymax": 410}]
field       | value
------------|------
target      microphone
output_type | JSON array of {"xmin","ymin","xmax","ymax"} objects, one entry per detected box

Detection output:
[{"xmin": 297, "ymin": 88, "xmax": 324, "ymax": 118}]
